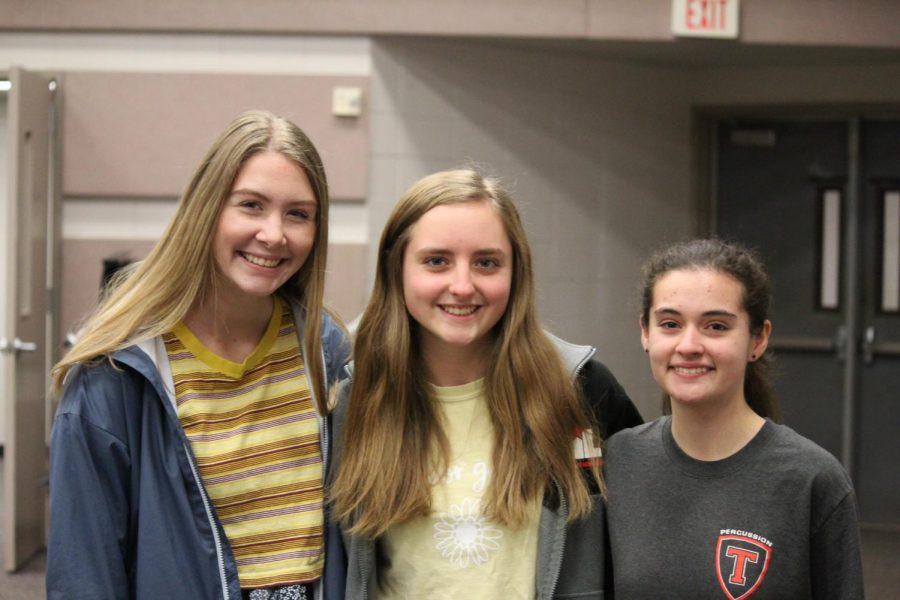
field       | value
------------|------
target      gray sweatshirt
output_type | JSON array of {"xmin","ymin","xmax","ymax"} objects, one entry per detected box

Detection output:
[{"xmin": 604, "ymin": 417, "xmax": 864, "ymax": 600}]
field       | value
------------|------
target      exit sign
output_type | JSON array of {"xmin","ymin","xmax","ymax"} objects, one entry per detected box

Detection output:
[{"xmin": 672, "ymin": 0, "xmax": 740, "ymax": 39}]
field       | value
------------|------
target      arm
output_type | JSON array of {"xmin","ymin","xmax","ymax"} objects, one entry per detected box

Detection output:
[
  {"xmin": 47, "ymin": 374, "xmax": 132, "ymax": 600},
  {"xmin": 810, "ymin": 491, "xmax": 865, "ymax": 600},
  {"xmin": 577, "ymin": 359, "xmax": 643, "ymax": 440}
]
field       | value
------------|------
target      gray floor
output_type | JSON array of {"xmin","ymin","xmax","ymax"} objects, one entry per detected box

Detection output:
[{"xmin": 1, "ymin": 457, "xmax": 898, "ymax": 598}]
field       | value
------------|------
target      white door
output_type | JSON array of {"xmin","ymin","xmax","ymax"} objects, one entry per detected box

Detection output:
[{"xmin": 2, "ymin": 67, "xmax": 54, "ymax": 572}]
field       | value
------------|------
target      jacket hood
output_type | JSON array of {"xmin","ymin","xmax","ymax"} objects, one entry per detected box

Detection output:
[{"xmin": 344, "ymin": 330, "xmax": 595, "ymax": 381}]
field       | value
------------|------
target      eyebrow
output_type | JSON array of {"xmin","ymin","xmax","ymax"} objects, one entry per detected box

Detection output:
[
  {"xmin": 230, "ymin": 189, "xmax": 316, "ymax": 206},
  {"xmin": 413, "ymin": 247, "xmax": 507, "ymax": 256},
  {"xmin": 652, "ymin": 307, "xmax": 738, "ymax": 319}
]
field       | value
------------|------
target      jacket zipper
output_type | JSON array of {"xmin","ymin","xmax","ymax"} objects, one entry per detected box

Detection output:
[
  {"xmin": 547, "ymin": 481, "xmax": 568, "ymax": 599},
  {"xmin": 185, "ymin": 445, "xmax": 231, "ymax": 600},
  {"xmin": 359, "ymin": 536, "xmax": 369, "ymax": 600},
  {"xmin": 141, "ymin": 341, "xmax": 230, "ymax": 600},
  {"xmin": 315, "ymin": 379, "xmax": 328, "ymax": 600}
]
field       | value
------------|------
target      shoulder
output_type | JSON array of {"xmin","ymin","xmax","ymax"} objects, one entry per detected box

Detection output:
[
  {"xmin": 321, "ymin": 311, "xmax": 351, "ymax": 377},
  {"xmin": 603, "ymin": 418, "xmax": 665, "ymax": 482},
  {"xmin": 606, "ymin": 417, "xmax": 663, "ymax": 453},
  {"xmin": 765, "ymin": 422, "xmax": 854, "ymax": 493},
  {"xmin": 578, "ymin": 358, "xmax": 644, "ymax": 438},
  {"xmin": 55, "ymin": 349, "xmax": 159, "ymax": 439}
]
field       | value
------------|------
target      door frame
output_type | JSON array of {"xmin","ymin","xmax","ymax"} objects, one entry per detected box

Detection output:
[
  {"xmin": 1, "ymin": 66, "xmax": 61, "ymax": 572},
  {"xmin": 692, "ymin": 102, "xmax": 900, "ymax": 482}
]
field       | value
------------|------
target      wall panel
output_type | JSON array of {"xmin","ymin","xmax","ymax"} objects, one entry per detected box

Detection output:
[{"xmin": 62, "ymin": 71, "xmax": 368, "ymax": 200}]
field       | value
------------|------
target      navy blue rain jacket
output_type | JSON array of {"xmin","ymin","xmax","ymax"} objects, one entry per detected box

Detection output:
[{"xmin": 47, "ymin": 310, "xmax": 349, "ymax": 600}]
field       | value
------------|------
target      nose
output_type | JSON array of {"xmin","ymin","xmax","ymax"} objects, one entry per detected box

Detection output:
[
  {"xmin": 448, "ymin": 265, "xmax": 475, "ymax": 297},
  {"xmin": 256, "ymin": 214, "xmax": 286, "ymax": 246},
  {"xmin": 675, "ymin": 325, "xmax": 703, "ymax": 356}
]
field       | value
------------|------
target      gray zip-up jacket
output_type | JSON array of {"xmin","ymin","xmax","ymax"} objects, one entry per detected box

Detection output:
[
  {"xmin": 329, "ymin": 335, "xmax": 642, "ymax": 599},
  {"xmin": 47, "ymin": 305, "xmax": 349, "ymax": 600}
]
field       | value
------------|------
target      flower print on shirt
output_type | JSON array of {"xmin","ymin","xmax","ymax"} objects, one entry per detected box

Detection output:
[{"xmin": 433, "ymin": 498, "xmax": 503, "ymax": 568}]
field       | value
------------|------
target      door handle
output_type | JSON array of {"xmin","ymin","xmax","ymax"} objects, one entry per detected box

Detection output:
[
  {"xmin": 862, "ymin": 326, "xmax": 875, "ymax": 365},
  {"xmin": 0, "ymin": 337, "xmax": 38, "ymax": 354}
]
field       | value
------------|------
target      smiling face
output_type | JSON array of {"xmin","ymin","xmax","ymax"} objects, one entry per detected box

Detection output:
[
  {"xmin": 212, "ymin": 151, "xmax": 317, "ymax": 307},
  {"xmin": 402, "ymin": 200, "xmax": 513, "ymax": 363},
  {"xmin": 640, "ymin": 268, "xmax": 771, "ymax": 411}
]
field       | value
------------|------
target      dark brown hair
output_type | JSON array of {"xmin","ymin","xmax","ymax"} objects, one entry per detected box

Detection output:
[{"xmin": 639, "ymin": 238, "xmax": 781, "ymax": 421}]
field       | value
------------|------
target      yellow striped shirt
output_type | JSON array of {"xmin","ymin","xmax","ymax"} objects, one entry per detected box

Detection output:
[{"xmin": 165, "ymin": 297, "xmax": 324, "ymax": 588}]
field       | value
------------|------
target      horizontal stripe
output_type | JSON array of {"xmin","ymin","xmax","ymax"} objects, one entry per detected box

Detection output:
[
  {"xmin": 215, "ymin": 479, "xmax": 321, "ymax": 508},
  {"xmin": 185, "ymin": 412, "xmax": 318, "ymax": 444},
  {"xmin": 202, "ymin": 456, "xmax": 321, "ymax": 487},
  {"xmin": 223, "ymin": 503, "xmax": 324, "ymax": 525},
  {"xmin": 181, "ymin": 395, "xmax": 314, "ymax": 430},
  {"xmin": 231, "ymin": 527, "xmax": 323, "ymax": 547},
  {"xmin": 199, "ymin": 441, "xmax": 321, "ymax": 476},
  {"xmin": 236, "ymin": 549, "xmax": 322, "ymax": 566}
]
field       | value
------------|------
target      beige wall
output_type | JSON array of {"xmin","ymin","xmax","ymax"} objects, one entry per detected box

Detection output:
[
  {"xmin": 61, "ymin": 71, "xmax": 369, "ymax": 200},
  {"xmin": 5, "ymin": 0, "xmax": 900, "ymax": 49}
]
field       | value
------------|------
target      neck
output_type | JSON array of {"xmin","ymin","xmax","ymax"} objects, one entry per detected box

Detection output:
[
  {"xmin": 420, "ymin": 337, "xmax": 491, "ymax": 387},
  {"xmin": 669, "ymin": 397, "xmax": 765, "ymax": 461},
  {"xmin": 183, "ymin": 293, "xmax": 275, "ymax": 362}
]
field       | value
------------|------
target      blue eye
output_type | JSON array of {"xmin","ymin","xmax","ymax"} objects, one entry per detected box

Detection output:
[
  {"xmin": 288, "ymin": 209, "xmax": 311, "ymax": 221},
  {"xmin": 424, "ymin": 256, "xmax": 447, "ymax": 267},
  {"xmin": 476, "ymin": 258, "xmax": 500, "ymax": 269}
]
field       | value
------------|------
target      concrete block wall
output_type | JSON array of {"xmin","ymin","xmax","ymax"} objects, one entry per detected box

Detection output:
[{"xmin": 367, "ymin": 38, "xmax": 695, "ymax": 418}]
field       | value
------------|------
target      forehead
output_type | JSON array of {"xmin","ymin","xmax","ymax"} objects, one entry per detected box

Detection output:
[
  {"xmin": 406, "ymin": 201, "xmax": 510, "ymax": 249},
  {"xmin": 652, "ymin": 268, "xmax": 746, "ymax": 311},
  {"xmin": 231, "ymin": 152, "xmax": 314, "ymax": 195}
]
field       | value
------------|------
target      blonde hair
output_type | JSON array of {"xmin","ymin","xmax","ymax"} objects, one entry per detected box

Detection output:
[
  {"xmin": 332, "ymin": 169, "xmax": 600, "ymax": 537},
  {"xmin": 52, "ymin": 110, "xmax": 333, "ymax": 413}
]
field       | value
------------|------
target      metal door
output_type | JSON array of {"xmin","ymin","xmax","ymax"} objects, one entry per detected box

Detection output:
[
  {"xmin": 2, "ymin": 67, "xmax": 54, "ymax": 571},
  {"xmin": 715, "ymin": 116, "xmax": 900, "ymax": 527}
]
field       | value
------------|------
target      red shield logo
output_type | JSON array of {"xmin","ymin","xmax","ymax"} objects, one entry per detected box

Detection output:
[{"xmin": 716, "ymin": 534, "xmax": 772, "ymax": 600}]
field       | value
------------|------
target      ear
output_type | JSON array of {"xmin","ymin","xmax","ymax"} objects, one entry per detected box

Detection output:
[
  {"xmin": 750, "ymin": 319, "xmax": 772, "ymax": 361},
  {"xmin": 640, "ymin": 317, "xmax": 650, "ymax": 352}
]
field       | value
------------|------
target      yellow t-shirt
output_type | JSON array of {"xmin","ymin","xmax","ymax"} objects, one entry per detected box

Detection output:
[{"xmin": 380, "ymin": 379, "xmax": 540, "ymax": 600}]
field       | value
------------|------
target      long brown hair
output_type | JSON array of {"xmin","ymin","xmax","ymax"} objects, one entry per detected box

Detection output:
[
  {"xmin": 52, "ymin": 110, "xmax": 334, "ymax": 414},
  {"xmin": 639, "ymin": 238, "xmax": 781, "ymax": 421},
  {"xmin": 332, "ymin": 169, "xmax": 600, "ymax": 537}
]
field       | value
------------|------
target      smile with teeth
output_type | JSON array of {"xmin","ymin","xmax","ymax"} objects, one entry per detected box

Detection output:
[
  {"xmin": 241, "ymin": 252, "xmax": 282, "ymax": 268},
  {"xmin": 441, "ymin": 305, "xmax": 479, "ymax": 316},
  {"xmin": 673, "ymin": 366, "xmax": 711, "ymax": 375}
]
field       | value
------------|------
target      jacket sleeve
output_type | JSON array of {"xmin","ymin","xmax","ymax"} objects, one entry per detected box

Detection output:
[
  {"xmin": 577, "ymin": 358, "xmax": 643, "ymax": 440},
  {"xmin": 47, "ymin": 373, "xmax": 132, "ymax": 600},
  {"xmin": 321, "ymin": 313, "xmax": 352, "ymax": 386},
  {"xmin": 323, "ymin": 380, "xmax": 352, "ymax": 600},
  {"xmin": 810, "ymin": 490, "xmax": 865, "ymax": 600}
]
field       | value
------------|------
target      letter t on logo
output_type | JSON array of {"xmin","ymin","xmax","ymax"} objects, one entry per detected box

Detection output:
[{"xmin": 725, "ymin": 546, "xmax": 760, "ymax": 585}]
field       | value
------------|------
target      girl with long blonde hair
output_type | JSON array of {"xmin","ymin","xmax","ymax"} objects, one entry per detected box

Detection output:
[
  {"xmin": 47, "ymin": 110, "xmax": 350, "ymax": 600},
  {"xmin": 330, "ymin": 168, "xmax": 642, "ymax": 599}
]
